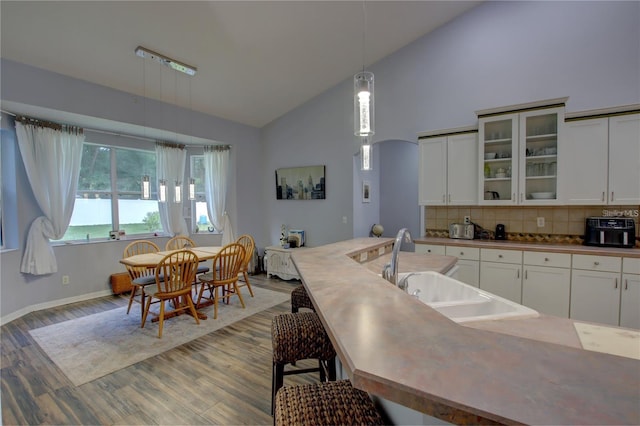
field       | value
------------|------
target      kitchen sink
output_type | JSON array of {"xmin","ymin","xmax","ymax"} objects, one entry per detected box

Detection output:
[{"xmin": 401, "ymin": 271, "xmax": 539, "ymax": 323}]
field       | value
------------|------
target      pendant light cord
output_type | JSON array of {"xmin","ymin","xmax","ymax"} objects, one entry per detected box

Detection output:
[{"xmin": 361, "ymin": 0, "xmax": 367, "ymax": 73}]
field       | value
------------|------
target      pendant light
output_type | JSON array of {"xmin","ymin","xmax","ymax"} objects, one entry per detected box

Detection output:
[
  {"xmin": 141, "ymin": 175, "xmax": 151, "ymax": 199},
  {"xmin": 354, "ymin": 1, "xmax": 374, "ymax": 138},
  {"xmin": 360, "ymin": 139, "xmax": 372, "ymax": 171},
  {"xmin": 174, "ymin": 180, "xmax": 182, "ymax": 204},
  {"xmin": 188, "ymin": 178, "xmax": 196, "ymax": 201},
  {"xmin": 158, "ymin": 179, "xmax": 167, "ymax": 203}
]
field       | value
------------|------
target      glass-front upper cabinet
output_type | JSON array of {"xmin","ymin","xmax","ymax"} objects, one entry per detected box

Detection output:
[
  {"xmin": 478, "ymin": 100, "xmax": 566, "ymax": 205},
  {"xmin": 519, "ymin": 108, "xmax": 562, "ymax": 204},
  {"xmin": 478, "ymin": 114, "xmax": 519, "ymax": 205}
]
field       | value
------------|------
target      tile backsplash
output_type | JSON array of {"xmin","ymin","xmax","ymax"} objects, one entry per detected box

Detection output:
[{"xmin": 425, "ymin": 205, "xmax": 640, "ymax": 245}]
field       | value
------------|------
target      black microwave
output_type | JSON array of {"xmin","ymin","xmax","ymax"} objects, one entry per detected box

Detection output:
[{"xmin": 584, "ymin": 217, "xmax": 636, "ymax": 248}]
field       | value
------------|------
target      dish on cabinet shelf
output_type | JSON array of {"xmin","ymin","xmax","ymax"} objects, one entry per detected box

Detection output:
[{"xmin": 530, "ymin": 192, "xmax": 556, "ymax": 199}]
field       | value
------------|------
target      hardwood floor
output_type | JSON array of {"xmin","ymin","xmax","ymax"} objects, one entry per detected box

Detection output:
[{"xmin": 1, "ymin": 275, "xmax": 319, "ymax": 425}]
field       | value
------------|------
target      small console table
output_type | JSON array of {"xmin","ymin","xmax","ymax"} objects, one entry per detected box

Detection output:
[{"xmin": 265, "ymin": 245, "xmax": 305, "ymax": 280}]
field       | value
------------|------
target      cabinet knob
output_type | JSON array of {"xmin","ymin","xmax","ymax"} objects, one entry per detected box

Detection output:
[
  {"xmin": 460, "ymin": 251, "xmax": 464, "ymax": 256},
  {"xmin": 544, "ymin": 257, "xmax": 549, "ymax": 262},
  {"xmin": 498, "ymin": 254, "xmax": 503, "ymax": 258},
  {"xmin": 594, "ymin": 261, "xmax": 599, "ymax": 266}
]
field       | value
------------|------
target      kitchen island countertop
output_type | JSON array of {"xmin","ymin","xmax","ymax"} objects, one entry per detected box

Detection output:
[{"xmin": 291, "ymin": 237, "xmax": 640, "ymax": 425}]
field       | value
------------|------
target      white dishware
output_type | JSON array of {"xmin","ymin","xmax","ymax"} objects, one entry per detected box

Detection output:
[{"xmin": 530, "ymin": 192, "xmax": 555, "ymax": 199}]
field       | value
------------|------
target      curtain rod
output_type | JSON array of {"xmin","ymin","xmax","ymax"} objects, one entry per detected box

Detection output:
[{"xmin": 0, "ymin": 108, "xmax": 230, "ymax": 149}]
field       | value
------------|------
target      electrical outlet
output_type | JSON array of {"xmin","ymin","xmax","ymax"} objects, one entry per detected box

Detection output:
[
  {"xmin": 62, "ymin": 275, "xmax": 70, "ymax": 285},
  {"xmin": 464, "ymin": 216, "xmax": 471, "ymax": 224},
  {"xmin": 537, "ymin": 217, "xmax": 545, "ymax": 227}
]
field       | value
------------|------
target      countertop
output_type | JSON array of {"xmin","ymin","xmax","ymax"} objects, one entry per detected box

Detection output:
[
  {"xmin": 415, "ymin": 236, "xmax": 640, "ymax": 257},
  {"xmin": 291, "ymin": 237, "xmax": 640, "ymax": 425}
]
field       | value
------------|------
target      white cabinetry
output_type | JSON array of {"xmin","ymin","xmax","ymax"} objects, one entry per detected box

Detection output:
[
  {"xmin": 414, "ymin": 244, "xmax": 445, "ymax": 255},
  {"xmin": 445, "ymin": 246, "xmax": 479, "ymax": 287},
  {"xmin": 478, "ymin": 103, "xmax": 564, "ymax": 205},
  {"xmin": 620, "ymin": 258, "xmax": 640, "ymax": 329},
  {"xmin": 479, "ymin": 248, "xmax": 523, "ymax": 303},
  {"xmin": 565, "ymin": 113, "xmax": 640, "ymax": 205},
  {"xmin": 522, "ymin": 251, "xmax": 571, "ymax": 317},
  {"xmin": 418, "ymin": 131, "xmax": 477, "ymax": 206},
  {"xmin": 570, "ymin": 254, "xmax": 622, "ymax": 326},
  {"xmin": 265, "ymin": 246, "xmax": 302, "ymax": 280}
]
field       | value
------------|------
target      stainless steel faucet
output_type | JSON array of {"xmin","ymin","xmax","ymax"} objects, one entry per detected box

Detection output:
[{"xmin": 382, "ymin": 228, "xmax": 412, "ymax": 290}]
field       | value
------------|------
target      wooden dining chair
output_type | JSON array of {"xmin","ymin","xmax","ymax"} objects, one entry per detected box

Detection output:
[
  {"xmin": 165, "ymin": 235, "xmax": 196, "ymax": 250},
  {"xmin": 141, "ymin": 250, "xmax": 200, "ymax": 338},
  {"xmin": 196, "ymin": 243, "xmax": 246, "ymax": 319},
  {"xmin": 123, "ymin": 240, "xmax": 160, "ymax": 319},
  {"xmin": 165, "ymin": 235, "xmax": 210, "ymax": 284},
  {"xmin": 235, "ymin": 234, "xmax": 255, "ymax": 297}
]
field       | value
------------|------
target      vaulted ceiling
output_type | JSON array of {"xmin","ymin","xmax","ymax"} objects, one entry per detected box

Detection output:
[{"xmin": 1, "ymin": 1, "xmax": 479, "ymax": 128}]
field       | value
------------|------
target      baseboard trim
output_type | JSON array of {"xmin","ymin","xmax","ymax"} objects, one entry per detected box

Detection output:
[{"xmin": 1, "ymin": 289, "xmax": 113, "ymax": 325}]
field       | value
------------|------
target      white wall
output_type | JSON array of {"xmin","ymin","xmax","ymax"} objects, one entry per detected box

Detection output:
[{"xmin": 1, "ymin": 1, "xmax": 639, "ymax": 322}]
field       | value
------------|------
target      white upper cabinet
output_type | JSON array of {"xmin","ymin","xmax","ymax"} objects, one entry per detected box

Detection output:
[
  {"xmin": 609, "ymin": 113, "xmax": 640, "ymax": 204},
  {"xmin": 565, "ymin": 112, "xmax": 639, "ymax": 205},
  {"xmin": 563, "ymin": 117, "xmax": 609, "ymax": 204},
  {"xmin": 418, "ymin": 130, "xmax": 477, "ymax": 206},
  {"xmin": 478, "ymin": 103, "xmax": 564, "ymax": 205}
]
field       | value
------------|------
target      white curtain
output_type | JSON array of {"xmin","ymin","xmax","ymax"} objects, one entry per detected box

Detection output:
[
  {"xmin": 156, "ymin": 142, "xmax": 189, "ymax": 236},
  {"xmin": 204, "ymin": 145, "xmax": 235, "ymax": 245},
  {"xmin": 16, "ymin": 120, "xmax": 84, "ymax": 275}
]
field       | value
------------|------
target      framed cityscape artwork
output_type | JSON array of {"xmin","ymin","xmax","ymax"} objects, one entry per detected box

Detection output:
[{"xmin": 275, "ymin": 165, "xmax": 325, "ymax": 200}]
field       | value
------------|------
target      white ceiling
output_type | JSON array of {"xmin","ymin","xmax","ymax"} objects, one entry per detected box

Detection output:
[{"xmin": 1, "ymin": 1, "xmax": 479, "ymax": 129}]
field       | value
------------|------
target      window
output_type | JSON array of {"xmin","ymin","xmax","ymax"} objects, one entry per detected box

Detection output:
[
  {"xmin": 190, "ymin": 155, "xmax": 214, "ymax": 232},
  {"xmin": 56, "ymin": 142, "xmax": 164, "ymax": 241}
]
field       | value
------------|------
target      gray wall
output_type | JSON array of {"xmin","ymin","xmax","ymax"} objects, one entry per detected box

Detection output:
[
  {"xmin": 2, "ymin": 1, "xmax": 639, "ymax": 322},
  {"xmin": 260, "ymin": 0, "xmax": 639, "ymax": 249}
]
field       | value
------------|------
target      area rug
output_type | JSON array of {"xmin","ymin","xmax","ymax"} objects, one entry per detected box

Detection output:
[{"xmin": 29, "ymin": 286, "xmax": 289, "ymax": 386}]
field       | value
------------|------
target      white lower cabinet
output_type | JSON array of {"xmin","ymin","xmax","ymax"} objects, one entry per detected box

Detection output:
[
  {"xmin": 570, "ymin": 269, "xmax": 621, "ymax": 326},
  {"xmin": 414, "ymin": 244, "xmax": 446, "ymax": 255},
  {"xmin": 445, "ymin": 246, "xmax": 479, "ymax": 287},
  {"xmin": 522, "ymin": 251, "xmax": 571, "ymax": 318},
  {"xmin": 570, "ymin": 254, "xmax": 622, "ymax": 326},
  {"xmin": 620, "ymin": 258, "xmax": 640, "ymax": 329},
  {"xmin": 479, "ymin": 249, "xmax": 523, "ymax": 303}
]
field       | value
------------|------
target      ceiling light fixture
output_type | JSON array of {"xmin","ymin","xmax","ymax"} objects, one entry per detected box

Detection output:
[
  {"xmin": 135, "ymin": 46, "xmax": 197, "ymax": 76},
  {"xmin": 354, "ymin": 2, "xmax": 374, "ymax": 138}
]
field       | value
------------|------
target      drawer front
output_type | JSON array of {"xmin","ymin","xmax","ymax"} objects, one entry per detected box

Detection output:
[
  {"xmin": 481, "ymin": 248, "xmax": 522, "ymax": 264},
  {"xmin": 523, "ymin": 251, "xmax": 571, "ymax": 268},
  {"xmin": 623, "ymin": 257, "xmax": 640, "ymax": 274},
  {"xmin": 415, "ymin": 244, "xmax": 446, "ymax": 255},
  {"xmin": 572, "ymin": 254, "xmax": 621, "ymax": 272},
  {"xmin": 445, "ymin": 246, "xmax": 480, "ymax": 260}
]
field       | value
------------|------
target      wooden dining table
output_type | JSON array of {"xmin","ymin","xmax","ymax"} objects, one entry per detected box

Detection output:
[{"xmin": 119, "ymin": 246, "xmax": 222, "ymax": 321}]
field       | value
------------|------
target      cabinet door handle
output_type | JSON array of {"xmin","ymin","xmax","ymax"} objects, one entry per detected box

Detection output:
[
  {"xmin": 442, "ymin": 194, "xmax": 446, "ymax": 203},
  {"xmin": 602, "ymin": 191, "xmax": 605, "ymax": 202},
  {"xmin": 625, "ymin": 279, "xmax": 628, "ymax": 290},
  {"xmin": 614, "ymin": 278, "xmax": 618, "ymax": 289},
  {"xmin": 517, "ymin": 269, "xmax": 520, "ymax": 279},
  {"xmin": 512, "ymin": 193, "xmax": 515, "ymax": 201},
  {"xmin": 611, "ymin": 191, "xmax": 614, "ymax": 202},
  {"xmin": 520, "ymin": 193, "xmax": 523, "ymax": 203},
  {"xmin": 448, "ymin": 194, "xmax": 451, "ymax": 203},
  {"xmin": 525, "ymin": 270, "xmax": 528, "ymax": 279}
]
